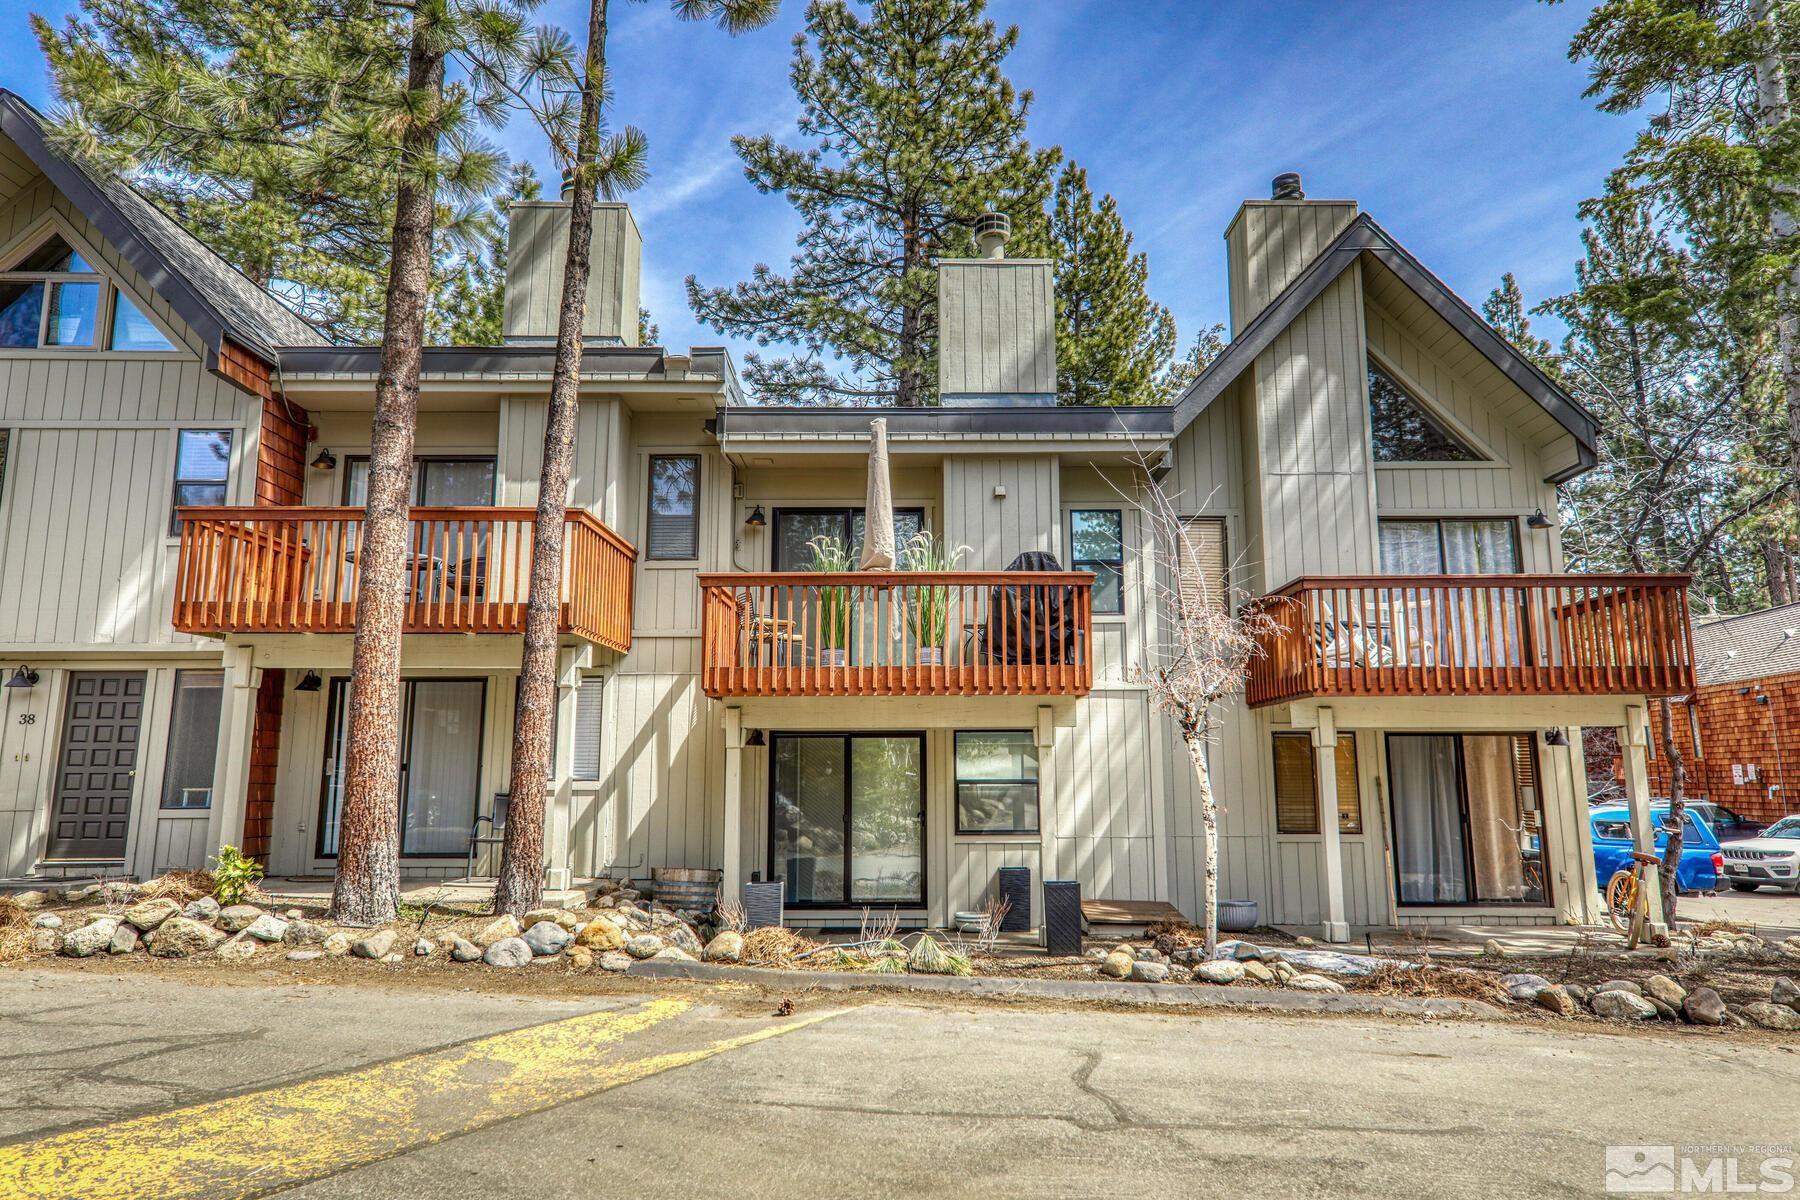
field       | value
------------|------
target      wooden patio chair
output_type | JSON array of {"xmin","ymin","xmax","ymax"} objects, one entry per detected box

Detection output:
[{"xmin": 737, "ymin": 590, "xmax": 804, "ymax": 665}]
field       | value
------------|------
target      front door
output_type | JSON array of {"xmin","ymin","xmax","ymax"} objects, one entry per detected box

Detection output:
[
  {"xmin": 1386, "ymin": 732, "xmax": 1548, "ymax": 906},
  {"xmin": 770, "ymin": 733, "xmax": 924, "ymax": 906},
  {"xmin": 46, "ymin": 672, "xmax": 146, "ymax": 861}
]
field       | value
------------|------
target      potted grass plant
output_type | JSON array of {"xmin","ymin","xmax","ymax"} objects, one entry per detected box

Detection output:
[
  {"xmin": 900, "ymin": 530, "xmax": 968, "ymax": 666},
  {"xmin": 806, "ymin": 534, "xmax": 855, "ymax": 666}
]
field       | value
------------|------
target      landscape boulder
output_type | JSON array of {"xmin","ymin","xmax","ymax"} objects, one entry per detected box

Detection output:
[
  {"xmin": 322, "ymin": 932, "xmax": 352, "ymax": 957},
  {"xmin": 1193, "ymin": 960, "xmax": 1246, "ymax": 985},
  {"xmin": 1129, "ymin": 960, "xmax": 1170, "ymax": 983},
  {"xmin": 414, "ymin": 938, "xmax": 433, "ymax": 957},
  {"xmin": 29, "ymin": 929, "xmax": 60, "ymax": 953},
  {"xmin": 146, "ymin": 916, "xmax": 226, "ymax": 958},
  {"xmin": 182, "ymin": 897, "xmax": 221, "ymax": 924},
  {"xmin": 475, "ymin": 915, "xmax": 520, "ymax": 947},
  {"xmin": 566, "ymin": 946, "xmax": 594, "ymax": 970},
  {"xmin": 522, "ymin": 908, "xmax": 579, "ymax": 932},
  {"xmin": 1743, "ymin": 1002, "xmax": 1800, "ymax": 1031},
  {"xmin": 31, "ymin": 913, "xmax": 63, "ymax": 930},
  {"xmin": 1684, "ymin": 988, "xmax": 1727, "ymax": 1026},
  {"xmin": 522, "ymin": 922, "xmax": 573, "ymax": 957},
  {"xmin": 1501, "ymin": 973, "xmax": 1551, "ymax": 1002},
  {"xmin": 1100, "ymin": 948, "xmax": 1134, "ymax": 979},
  {"xmin": 243, "ymin": 915, "xmax": 288, "ymax": 943},
  {"xmin": 11, "ymin": 890, "xmax": 47, "ymax": 909},
  {"xmin": 60, "ymin": 917, "xmax": 119, "ymax": 958},
  {"xmin": 703, "ymin": 931, "xmax": 744, "ymax": 964},
  {"xmin": 664, "ymin": 923, "xmax": 703, "ymax": 956},
  {"xmin": 1771, "ymin": 977, "xmax": 1800, "ymax": 1012},
  {"xmin": 282, "ymin": 921, "xmax": 326, "ymax": 947},
  {"xmin": 574, "ymin": 918, "xmax": 626, "ymax": 952},
  {"xmin": 1643, "ymin": 975, "xmax": 1687, "ymax": 1009},
  {"xmin": 483, "ymin": 937, "xmax": 532, "ymax": 968},
  {"xmin": 599, "ymin": 951, "xmax": 633, "ymax": 972},
  {"xmin": 1534, "ymin": 985, "xmax": 1577, "ymax": 1017},
  {"xmin": 286, "ymin": 950, "xmax": 323, "ymax": 962},
  {"xmin": 448, "ymin": 936, "xmax": 483, "ymax": 962},
  {"xmin": 652, "ymin": 946, "xmax": 697, "ymax": 963},
  {"xmin": 626, "ymin": 934, "xmax": 665, "ymax": 960},
  {"xmin": 1593, "ymin": 979, "xmax": 1643, "ymax": 997},
  {"xmin": 1287, "ymin": 973, "xmax": 1347, "ymax": 994},
  {"xmin": 218, "ymin": 905, "xmax": 263, "ymax": 933},
  {"xmin": 108, "ymin": 924, "xmax": 139, "ymax": 955},
  {"xmin": 217, "ymin": 934, "xmax": 257, "ymax": 961},
  {"xmin": 122, "ymin": 898, "xmax": 181, "ymax": 932},
  {"xmin": 1591, "ymin": 990, "xmax": 1657, "ymax": 1021},
  {"xmin": 1243, "ymin": 961, "xmax": 1276, "ymax": 984},
  {"xmin": 351, "ymin": 930, "xmax": 396, "ymax": 960}
]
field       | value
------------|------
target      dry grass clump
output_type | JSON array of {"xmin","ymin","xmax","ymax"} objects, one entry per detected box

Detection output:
[
  {"xmin": 742, "ymin": 927, "xmax": 820, "ymax": 967},
  {"xmin": 1364, "ymin": 962, "xmax": 1511, "ymax": 1005},
  {"xmin": 1689, "ymin": 919, "xmax": 1751, "ymax": 937},
  {"xmin": 1146, "ymin": 920, "xmax": 1206, "ymax": 956},
  {"xmin": 137, "ymin": 870, "xmax": 215, "ymax": 905},
  {"xmin": 0, "ymin": 896, "xmax": 34, "ymax": 963}
]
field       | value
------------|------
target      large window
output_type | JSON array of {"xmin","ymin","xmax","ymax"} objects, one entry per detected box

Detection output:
[
  {"xmin": 1379, "ymin": 518, "xmax": 1519, "ymax": 574},
  {"xmin": 344, "ymin": 456, "xmax": 496, "ymax": 506},
  {"xmin": 1272, "ymin": 732, "xmax": 1362, "ymax": 835},
  {"xmin": 773, "ymin": 507, "xmax": 927, "ymax": 571},
  {"xmin": 1176, "ymin": 516, "xmax": 1228, "ymax": 614},
  {"xmin": 160, "ymin": 670, "xmax": 223, "ymax": 809},
  {"xmin": 0, "ymin": 230, "xmax": 174, "ymax": 352},
  {"xmin": 1387, "ymin": 732, "xmax": 1547, "ymax": 906},
  {"xmin": 572, "ymin": 676, "xmax": 604, "ymax": 780},
  {"xmin": 170, "ymin": 429, "xmax": 232, "ymax": 533},
  {"xmin": 955, "ymin": 730, "xmax": 1040, "ymax": 834},
  {"xmin": 647, "ymin": 455, "xmax": 701, "ymax": 560},
  {"xmin": 1070, "ymin": 509, "xmax": 1124, "ymax": 614},
  {"xmin": 1368, "ymin": 360, "xmax": 1479, "ymax": 463}
]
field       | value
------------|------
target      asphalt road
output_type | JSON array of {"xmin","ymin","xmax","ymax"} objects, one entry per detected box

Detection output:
[{"xmin": 1, "ymin": 969, "xmax": 1797, "ymax": 1199}]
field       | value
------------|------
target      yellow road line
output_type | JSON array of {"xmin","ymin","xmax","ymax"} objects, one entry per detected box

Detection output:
[{"xmin": 0, "ymin": 997, "xmax": 835, "ymax": 1200}]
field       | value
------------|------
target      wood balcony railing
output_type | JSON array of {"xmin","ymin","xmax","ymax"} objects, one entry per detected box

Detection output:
[
  {"xmin": 699, "ymin": 571, "xmax": 1093, "ymax": 698},
  {"xmin": 172, "ymin": 506, "xmax": 636, "ymax": 652},
  {"xmin": 1241, "ymin": 574, "xmax": 1694, "ymax": 708}
]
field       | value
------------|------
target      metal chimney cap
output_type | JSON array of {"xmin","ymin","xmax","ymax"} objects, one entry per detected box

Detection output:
[
  {"xmin": 1272, "ymin": 172, "xmax": 1305, "ymax": 200},
  {"xmin": 973, "ymin": 210, "xmax": 1011, "ymax": 259}
]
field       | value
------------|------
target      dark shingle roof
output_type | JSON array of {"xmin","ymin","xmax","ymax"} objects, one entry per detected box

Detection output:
[
  {"xmin": 1691, "ymin": 603, "xmax": 1800, "ymax": 687},
  {"xmin": 0, "ymin": 90, "xmax": 327, "ymax": 360}
]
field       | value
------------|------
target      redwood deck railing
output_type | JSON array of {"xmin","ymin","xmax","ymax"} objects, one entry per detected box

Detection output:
[
  {"xmin": 1241, "ymin": 573, "xmax": 1694, "ymax": 708},
  {"xmin": 699, "ymin": 571, "xmax": 1093, "ymax": 698},
  {"xmin": 172, "ymin": 506, "xmax": 636, "ymax": 652}
]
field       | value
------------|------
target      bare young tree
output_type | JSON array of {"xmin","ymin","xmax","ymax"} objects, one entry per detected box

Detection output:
[{"xmin": 1119, "ymin": 465, "xmax": 1269, "ymax": 954}]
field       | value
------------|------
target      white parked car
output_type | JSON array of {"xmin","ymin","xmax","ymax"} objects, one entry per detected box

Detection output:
[{"xmin": 1719, "ymin": 816, "xmax": 1800, "ymax": 894}]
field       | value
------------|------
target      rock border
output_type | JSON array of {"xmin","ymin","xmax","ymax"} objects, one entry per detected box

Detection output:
[{"xmin": 625, "ymin": 957, "xmax": 1504, "ymax": 1019}]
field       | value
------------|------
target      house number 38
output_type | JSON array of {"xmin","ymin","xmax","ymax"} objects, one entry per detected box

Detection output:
[{"xmin": 17, "ymin": 713, "xmax": 34, "ymax": 724}]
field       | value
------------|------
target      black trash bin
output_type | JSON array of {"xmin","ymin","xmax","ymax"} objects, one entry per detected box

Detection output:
[
  {"xmin": 996, "ymin": 866, "xmax": 1031, "ymax": 932},
  {"xmin": 1042, "ymin": 879, "xmax": 1082, "ymax": 955}
]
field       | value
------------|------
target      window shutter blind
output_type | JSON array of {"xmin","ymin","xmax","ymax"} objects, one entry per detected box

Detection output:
[
  {"xmin": 1334, "ymin": 735, "xmax": 1362, "ymax": 833},
  {"xmin": 573, "ymin": 676, "xmax": 604, "ymax": 780},
  {"xmin": 647, "ymin": 456, "xmax": 700, "ymax": 559},
  {"xmin": 1272, "ymin": 734, "xmax": 1319, "ymax": 834},
  {"xmin": 1177, "ymin": 517, "xmax": 1228, "ymax": 614}
]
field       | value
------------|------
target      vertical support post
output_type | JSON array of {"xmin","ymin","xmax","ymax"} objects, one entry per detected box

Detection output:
[
  {"xmin": 543, "ymin": 645, "xmax": 583, "ymax": 893},
  {"xmin": 1312, "ymin": 706, "xmax": 1350, "ymax": 944},
  {"xmin": 206, "ymin": 643, "xmax": 260, "ymax": 860},
  {"xmin": 1619, "ymin": 704, "xmax": 1667, "ymax": 938},
  {"xmin": 722, "ymin": 707, "xmax": 744, "ymax": 901},
  {"xmin": 1035, "ymin": 705, "xmax": 1057, "ymax": 936}
]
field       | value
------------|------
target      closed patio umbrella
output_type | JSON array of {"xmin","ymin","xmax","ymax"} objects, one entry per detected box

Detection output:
[{"xmin": 859, "ymin": 417, "xmax": 895, "ymax": 570}]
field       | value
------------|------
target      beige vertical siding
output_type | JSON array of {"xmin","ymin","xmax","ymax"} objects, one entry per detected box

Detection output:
[
  {"xmin": 497, "ymin": 396, "xmax": 623, "ymax": 515},
  {"xmin": 604, "ymin": 656, "xmax": 722, "ymax": 880},
  {"xmin": 942, "ymin": 455, "xmax": 1059, "ymax": 570},
  {"xmin": 1053, "ymin": 692, "xmax": 1157, "ymax": 901},
  {"xmin": 936, "ymin": 260, "xmax": 1055, "ymax": 399},
  {"xmin": 1224, "ymin": 200, "xmax": 1359, "ymax": 334},
  {"xmin": 501, "ymin": 203, "xmax": 641, "ymax": 344}
]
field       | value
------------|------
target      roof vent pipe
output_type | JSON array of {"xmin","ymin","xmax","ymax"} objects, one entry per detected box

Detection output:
[
  {"xmin": 1271, "ymin": 172, "xmax": 1305, "ymax": 200},
  {"xmin": 973, "ymin": 210, "xmax": 1011, "ymax": 259}
]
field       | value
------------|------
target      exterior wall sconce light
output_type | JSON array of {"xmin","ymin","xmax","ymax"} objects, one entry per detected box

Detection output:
[
  {"xmin": 4, "ymin": 666, "xmax": 39, "ymax": 689},
  {"xmin": 295, "ymin": 670, "xmax": 323, "ymax": 693},
  {"xmin": 1526, "ymin": 509, "xmax": 1555, "ymax": 530},
  {"xmin": 745, "ymin": 728, "xmax": 766, "ymax": 747},
  {"xmin": 744, "ymin": 505, "xmax": 766, "ymax": 529},
  {"xmin": 311, "ymin": 448, "xmax": 338, "ymax": 471},
  {"xmin": 1543, "ymin": 728, "xmax": 1569, "ymax": 747}
]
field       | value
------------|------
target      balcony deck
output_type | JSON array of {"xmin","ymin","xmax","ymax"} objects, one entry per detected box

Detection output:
[
  {"xmin": 700, "ymin": 571, "xmax": 1093, "ymax": 698},
  {"xmin": 1241, "ymin": 573, "xmax": 1694, "ymax": 708},
  {"xmin": 171, "ymin": 506, "xmax": 636, "ymax": 652}
]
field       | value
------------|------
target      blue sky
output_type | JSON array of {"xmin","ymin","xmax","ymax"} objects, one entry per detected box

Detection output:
[{"xmin": 6, "ymin": 0, "xmax": 1638, "ymax": 363}]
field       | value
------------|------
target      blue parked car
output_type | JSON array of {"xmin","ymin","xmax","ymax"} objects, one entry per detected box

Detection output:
[{"xmin": 1590, "ymin": 804, "xmax": 1723, "ymax": 894}]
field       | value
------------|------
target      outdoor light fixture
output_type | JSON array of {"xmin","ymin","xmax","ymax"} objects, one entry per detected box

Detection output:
[
  {"xmin": 1543, "ymin": 728, "xmax": 1569, "ymax": 748},
  {"xmin": 1526, "ymin": 509, "xmax": 1555, "ymax": 529},
  {"xmin": 310, "ymin": 448, "xmax": 337, "ymax": 471},
  {"xmin": 4, "ymin": 666, "xmax": 38, "ymax": 689},
  {"xmin": 294, "ymin": 670, "xmax": 323, "ymax": 693},
  {"xmin": 745, "ymin": 729, "xmax": 766, "ymax": 747},
  {"xmin": 744, "ymin": 505, "xmax": 766, "ymax": 529}
]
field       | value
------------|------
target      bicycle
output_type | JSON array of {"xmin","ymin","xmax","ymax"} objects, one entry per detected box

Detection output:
[{"xmin": 1604, "ymin": 849, "xmax": 1663, "ymax": 948}]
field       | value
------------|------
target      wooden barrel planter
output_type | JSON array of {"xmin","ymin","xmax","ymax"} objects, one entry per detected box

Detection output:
[{"xmin": 651, "ymin": 867, "xmax": 721, "ymax": 913}]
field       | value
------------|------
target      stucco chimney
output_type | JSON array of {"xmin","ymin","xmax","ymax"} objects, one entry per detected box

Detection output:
[
  {"xmin": 936, "ymin": 212, "xmax": 1055, "ymax": 405},
  {"xmin": 1222, "ymin": 173, "xmax": 1357, "ymax": 335},
  {"xmin": 502, "ymin": 200, "xmax": 643, "ymax": 345}
]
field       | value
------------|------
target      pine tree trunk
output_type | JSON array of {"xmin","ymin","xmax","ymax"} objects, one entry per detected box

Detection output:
[
  {"xmin": 493, "ymin": 0, "xmax": 609, "ymax": 919},
  {"xmin": 1765, "ymin": 537, "xmax": 1792, "ymax": 605},
  {"xmin": 328, "ymin": 30, "xmax": 443, "ymax": 927},
  {"xmin": 1179, "ymin": 713, "xmax": 1219, "ymax": 955},
  {"xmin": 1655, "ymin": 694, "xmax": 1688, "ymax": 929},
  {"xmin": 1752, "ymin": 0, "xmax": 1800, "ymax": 509},
  {"xmin": 896, "ymin": 206, "xmax": 922, "ymax": 406}
]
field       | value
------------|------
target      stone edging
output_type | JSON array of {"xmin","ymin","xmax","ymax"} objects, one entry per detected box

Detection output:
[{"xmin": 626, "ymin": 957, "xmax": 1506, "ymax": 1019}]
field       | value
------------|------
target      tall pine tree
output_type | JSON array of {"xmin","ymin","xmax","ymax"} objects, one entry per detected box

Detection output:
[
  {"xmin": 686, "ymin": 0, "xmax": 1057, "ymax": 405},
  {"xmin": 1481, "ymin": 272, "xmax": 1559, "ymax": 376},
  {"xmin": 1051, "ymin": 162, "xmax": 1174, "ymax": 406}
]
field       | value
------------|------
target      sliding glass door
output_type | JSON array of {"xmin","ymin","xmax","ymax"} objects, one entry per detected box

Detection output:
[
  {"xmin": 1387, "ymin": 733, "xmax": 1548, "ymax": 906},
  {"xmin": 770, "ymin": 733, "xmax": 923, "ymax": 906},
  {"xmin": 318, "ymin": 678, "xmax": 486, "ymax": 858}
]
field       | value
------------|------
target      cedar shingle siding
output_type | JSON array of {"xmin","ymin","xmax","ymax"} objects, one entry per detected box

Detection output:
[{"xmin": 1643, "ymin": 670, "xmax": 1800, "ymax": 824}]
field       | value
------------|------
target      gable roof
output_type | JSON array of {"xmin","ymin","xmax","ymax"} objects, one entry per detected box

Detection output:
[
  {"xmin": 1691, "ymin": 603, "xmax": 1800, "ymax": 687},
  {"xmin": 0, "ymin": 90, "xmax": 328, "ymax": 366},
  {"xmin": 1171, "ymin": 213, "xmax": 1597, "ymax": 483}
]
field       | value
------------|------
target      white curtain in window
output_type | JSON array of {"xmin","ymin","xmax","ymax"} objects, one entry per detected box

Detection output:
[
  {"xmin": 402, "ymin": 681, "xmax": 484, "ymax": 855},
  {"xmin": 1389, "ymin": 734, "xmax": 1468, "ymax": 904}
]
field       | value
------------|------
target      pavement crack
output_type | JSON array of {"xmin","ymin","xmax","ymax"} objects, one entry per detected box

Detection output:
[{"xmin": 1070, "ymin": 1049, "xmax": 1136, "ymax": 1130}]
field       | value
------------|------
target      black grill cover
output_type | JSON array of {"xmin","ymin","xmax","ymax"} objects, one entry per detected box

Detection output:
[{"xmin": 984, "ymin": 551, "xmax": 1078, "ymax": 664}]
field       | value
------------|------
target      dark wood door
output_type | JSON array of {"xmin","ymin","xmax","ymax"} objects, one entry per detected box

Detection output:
[{"xmin": 46, "ymin": 672, "xmax": 145, "ymax": 861}]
